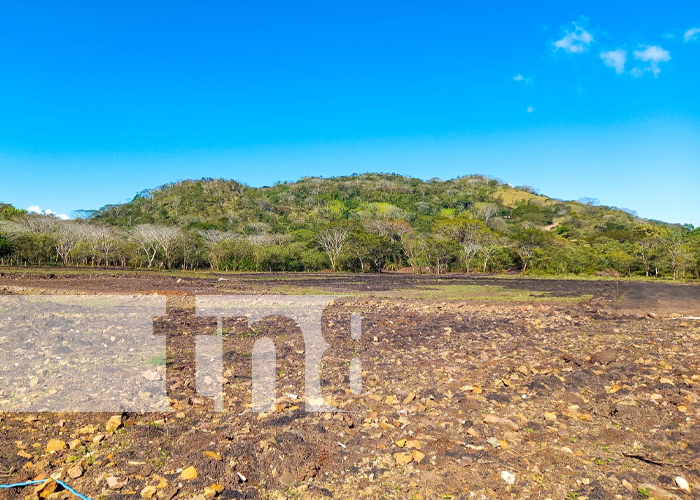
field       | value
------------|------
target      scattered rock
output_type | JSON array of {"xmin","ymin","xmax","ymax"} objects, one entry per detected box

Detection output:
[
  {"xmin": 68, "ymin": 465, "xmax": 83, "ymax": 479},
  {"xmin": 591, "ymin": 349, "xmax": 621, "ymax": 365},
  {"xmin": 106, "ymin": 415, "xmax": 123, "ymax": 431},
  {"xmin": 500, "ymin": 471, "xmax": 516, "ymax": 485},
  {"xmin": 140, "ymin": 486, "xmax": 158, "ymax": 499},
  {"xmin": 483, "ymin": 414, "xmax": 519, "ymax": 431},
  {"xmin": 675, "ymin": 476, "xmax": 690, "ymax": 494},
  {"xmin": 45, "ymin": 440, "xmax": 66, "ymax": 454},
  {"xmin": 34, "ymin": 479, "xmax": 57, "ymax": 499},
  {"xmin": 636, "ymin": 483, "xmax": 679, "ymax": 500},
  {"xmin": 106, "ymin": 476, "xmax": 127, "ymax": 490},
  {"xmin": 203, "ymin": 484, "xmax": 224, "ymax": 499},
  {"xmin": 180, "ymin": 466, "xmax": 198, "ymax": 480},
  {"xmin": 393, "ymin": 452, "xmax": 413, "ymax": 465},
  {"xmin": 411, "ymin": 450, "xmax": 425, "ymax": 464},
  {"xmin": 279, "ymin": 470, "xmax": 295, "ymax": 487},
  {"xmin": 202, "ymin": 451, "xmax": 222, "ymax": 461},
  {"xmin": 621, "ymin": 480, "xmax": 635, "ymax": 493},
  {"xmin": 142, "ymin": 369, "xmax": 161, "ymax": 381}
]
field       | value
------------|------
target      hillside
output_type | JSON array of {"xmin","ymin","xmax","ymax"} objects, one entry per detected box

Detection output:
[
  {"xmin": 1, "ymin": 174, "xmax": 698, "ymax": 277},
  {"xmin": 91, "ymin": 174, "xmax": 630, "ymax": 235}
]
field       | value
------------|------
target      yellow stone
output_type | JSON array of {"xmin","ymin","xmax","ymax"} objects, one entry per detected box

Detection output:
[
  {"xmin": 411, "ymin": 450, "xmax": 426, "ymax": 463},
  {"xmin": 140, "ymin": 486, "xmax": 157, "ymax": 499},
  {"xmin": 106, "ymin": 415, "xmax": 123, "ymax": 432},
  {"xmin": 45, "ymin": 440, "xmax": 66, "ymax": 454},
  {"xmin": 34, "ymin": 479, "xmax": 57, "ymax": 499},
  {"xmin": 203, "ymin": 451, "xmax": 222, "ymax": 461},
  {"xmin": 393, "ymin": 452, "xmax": 413, "ymax": 465},
  {"xmin": 180, "ymin": 466, "xmax": 198, "ymax": 480}
]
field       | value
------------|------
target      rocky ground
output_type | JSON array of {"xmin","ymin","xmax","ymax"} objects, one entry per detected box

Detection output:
[{"xmin": 1, "ymin": 270, "xmax": 700, "ymax": 500}]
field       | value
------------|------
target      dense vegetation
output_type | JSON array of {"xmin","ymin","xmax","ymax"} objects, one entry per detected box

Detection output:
[{"xmin": 1, "ymin": 174, "xmax": 699, "ymax": 278}]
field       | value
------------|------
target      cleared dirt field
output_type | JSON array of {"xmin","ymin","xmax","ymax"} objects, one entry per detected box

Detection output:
[{"xmin": 1, "ymin": 270, "xmax": 700, "ymax": 500}]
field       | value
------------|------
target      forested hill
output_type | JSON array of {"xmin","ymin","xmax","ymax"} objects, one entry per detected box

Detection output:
[
  {"xmin": 90, "ymin": 174, "xmax": 638, "ymax": 236},
  {"xmin": 1, "ymin": 174, "xmax": 698, "ymax": 277}
]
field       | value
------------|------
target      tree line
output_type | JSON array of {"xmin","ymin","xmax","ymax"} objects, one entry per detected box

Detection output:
[{"xmin": 1, "ymin": 174, "xmax": 699, "ymax": 278}]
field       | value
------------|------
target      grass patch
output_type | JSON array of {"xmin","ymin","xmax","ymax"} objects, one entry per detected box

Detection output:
[{"xmin": 372, "ymin": 284, "xmax": 594, "ymax": 302}]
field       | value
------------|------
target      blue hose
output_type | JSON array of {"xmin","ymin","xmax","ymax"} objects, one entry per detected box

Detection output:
[{"xmin": 0, "ymin": 479, "xmax": 92, "ymax": 500}]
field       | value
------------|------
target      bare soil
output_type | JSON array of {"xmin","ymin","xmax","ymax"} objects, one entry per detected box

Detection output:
[{"xmin": 1, "ymin": 270, "xmax": 700, "ymax": 500}]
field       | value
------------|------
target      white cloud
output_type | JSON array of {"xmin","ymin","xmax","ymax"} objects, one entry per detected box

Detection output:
[
  {"xmin": 685, "ymin": 27, "xmax": 700, "ymax": 42},
  {"xmin": 527, "ymin": 106, "xmax": 534, "ymax": 113},
  {"xmin": 513, "ymin": 74, "xmax": 532, "ymax": 83},
  {"xmin": 600, "ymin": 49, "xmax": 627, "ymax": 74},
  {"xmin": 633, "ymin": 45, "xmax": 671, "ymax": 77},
  {"xmin": 553, "ymin": 24, "xmax": 594, "ymax": 53},
  {"xmin": 27, "ymin": 205, "xmax": 70, "ymax": 220}
]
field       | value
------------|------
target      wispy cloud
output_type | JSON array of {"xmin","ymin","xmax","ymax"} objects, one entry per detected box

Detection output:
[
  {"xmin": 685, "ymin": 27, "xmax": 700, "ymax": 42},
  {"xmin": 600, "ymin": 49, "xmax": 627, "ymax": 74},
  {"xmin": 633, "ymin": 45, "xmax": 671, "ymax": 77},
  {"xmin": 513, "ymin": 74, "xmax": 532, "ymax": 84},
  {"xmin": 553, "ymin": 23, "xmax": 594, "ymax": 53},
  {"xmin": 27, "ymin": 205, "xmax": 70, "ymax": 220},
  {"xmin": 527, "ymin": 106, "xmax": 534, "ymax": 113}
]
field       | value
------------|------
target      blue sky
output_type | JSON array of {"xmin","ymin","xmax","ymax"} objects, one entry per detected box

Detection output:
[{"xmin": 1, "ymin": 1, "xmax": 698, "ymax": 224}]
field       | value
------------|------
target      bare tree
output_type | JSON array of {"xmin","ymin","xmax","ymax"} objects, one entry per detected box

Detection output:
[
  {"xmin": 160, "ymin": 226, "xmax": 182, "ymax": 268},
  {"xmin": 436, "ymin": 218, "xmax": 487, "ymax": 273},
  {"xmin": 54, "ymin": 222, "xmax": 81, "ymax": 265},
  {"xmin": 514, "ymin": 242, "xmax": 535, "ymax": 272},
  {"xmin": 86, "ymin": 224, "xmax": 119, "ymax": 266},
  {"xmin": 200, "ymin": 230, "xmax": 239, "ymax": 270},
  {"xmin": 479, "ymin": 234, "xmax": 503, "ymax": 273},
  {"xmin": 131, "ymin": 225, "xmax": 158, "ymax": 268},
  {"xmin": 460, "ymin": 239, "xmax": 484, "ymax": 273},
  {"xmin": 316, "ymin": 226, "xmax": 350, "ymax": 270},
  {"xmin": 1, "ymin": 215, "xmax": 66, "ymax": 264},
  {"xmin": 0, "ymin": 214, "xmax": 57, "ymax": 236},
  {"xmin": 247, "ymin": 233, "xmax": 291, "ymax": 246},
  {"xmin": 476, "ymin": 203, "xmax": 499, "ymax": 226},
  {"xmin": 76, "ymin": 224, "xmax": 110, "ymax": 266}
]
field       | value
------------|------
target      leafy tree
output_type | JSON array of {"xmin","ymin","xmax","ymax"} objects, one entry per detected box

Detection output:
[
  {"xmin": 512, "ymin": 229, "xmax": 549, "ymax": 272},
  {"xmin": 0, "ymin": 233, "xmax": 13, "ymax": 261},
  {"xmin": 662, "ymin": 226, "xmax": 691, "ymax": 280}
]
